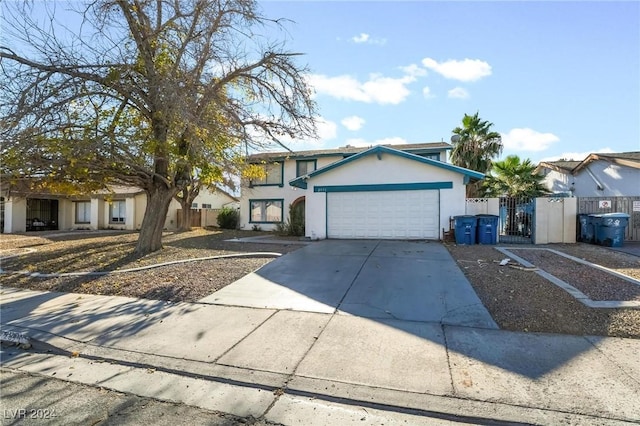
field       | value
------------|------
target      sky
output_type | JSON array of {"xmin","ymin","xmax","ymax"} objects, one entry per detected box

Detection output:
[{"xmin": 258, "ymin": 1, "xmax": 640, "ymax": 163}]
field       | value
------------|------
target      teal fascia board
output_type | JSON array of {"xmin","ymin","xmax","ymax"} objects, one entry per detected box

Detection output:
[
  {"xmin": 289, "ymin": 145, "xmax": 483, "ymax": 188},
  {"xmin": 314, "ymin": 182, "xmax": 453, "ymax": 193}
]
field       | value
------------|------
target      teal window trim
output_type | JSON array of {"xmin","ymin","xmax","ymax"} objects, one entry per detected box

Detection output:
[
  {"xmin": 249, "ymin": 198, "xmax": 284, "ymax": 224},
  {"xmin": 314, "ymin": 182, "xmax": 453, "ymax": 193},
  {"xmin": 249, "ymin": 162, "xmax": 284, "ymax": 188},
  {"xmin": 296, "ymin": 159, "xmax": 317, "ymax": 177}
]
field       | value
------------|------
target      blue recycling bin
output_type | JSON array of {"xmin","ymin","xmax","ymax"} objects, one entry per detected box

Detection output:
[
  {"xmin": 577, "ymin": 214, "xmax": 591, "ymax": 242},
  {"xmin": 454, "ymin": 215, "xmax": 477, "ymax": 245},
  {"xmin": 476, "ymin": 214, "xmax": 499, "ymax": 245},
  {"xmin": 593, "ymin": 213, "xmax": 629, "ymax": 247},
  {"xmin": 586, "ymin": 214, "xmax": 601, "ymax": 244}
]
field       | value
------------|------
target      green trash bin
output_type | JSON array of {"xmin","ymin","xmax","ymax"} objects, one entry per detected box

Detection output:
[
  {"xmin": 476, "ymin": 214, "xmax": 499, "ymax": 245},
  {"xmin": 454, "ymin": 215, "xmax": 477, "ymax": 245},
  {"xmin": 594, "ymin": 213, "xmax": 629, "ymax": 247}
]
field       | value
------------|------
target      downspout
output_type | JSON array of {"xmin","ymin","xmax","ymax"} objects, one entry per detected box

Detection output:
[{"xmin": 582, "ymin": 166, "xmax": 605, "ymax": 191}]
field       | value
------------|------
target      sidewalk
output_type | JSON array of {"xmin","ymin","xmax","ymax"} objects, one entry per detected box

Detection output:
[{"xmin": 1, "ymin": 287, "xmax": 639, "ymax": 425}]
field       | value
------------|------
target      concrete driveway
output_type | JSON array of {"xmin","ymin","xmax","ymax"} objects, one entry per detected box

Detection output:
[{"xmin": 200, "ymin": 240, "xmax": 497, "ymax": 329}]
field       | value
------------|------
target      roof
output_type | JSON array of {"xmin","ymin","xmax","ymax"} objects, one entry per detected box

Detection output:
[
  {"xmin": 289, "ymin": 145, "xmax": 484, "ymax": 189},
  {"xmin": 211, "ymin": 186, "xmax": 239, "ymax": 202},
  {"xmin": 536, "ymin": 151, "xmax": 640, "ymax": 175},
  {"xmin": 536, "ymin": 161, "xmax": 581, "ymax": 174},
  {"xmin": 246, "ymin": 142, "xmax": 452, "ymax": 162},
  {"xmin": 575, "ymin": 151, "xmax": 640, "ymax": 172}
]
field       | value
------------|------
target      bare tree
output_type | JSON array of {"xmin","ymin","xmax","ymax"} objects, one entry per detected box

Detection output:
[{"xmin": 0, "ymin": 0, "xmax": 317, "ymax": 255}]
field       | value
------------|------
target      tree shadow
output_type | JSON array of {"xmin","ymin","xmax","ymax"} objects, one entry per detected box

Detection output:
[{"xmin": 211, "ymin": 239, "xmax": 609, "ymax": 380}]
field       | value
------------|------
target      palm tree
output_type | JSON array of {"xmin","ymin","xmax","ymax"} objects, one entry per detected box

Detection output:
[
  {"xmin": 451, "ymin": 112, "xmax": 503, "ymax": 197},
  {"xmin": 483, "ymin": 155, "xmax": 549, "ymax": 237},
  {"xmin": 482, "ymin": 155, "xmax": 549, "ymax": 198}
]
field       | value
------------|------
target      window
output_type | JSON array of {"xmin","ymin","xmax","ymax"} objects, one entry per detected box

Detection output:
[
  {"xmin": 202, "ymin": 203, "xmax": 212, "ymax": 209},
  {"xmin": 296, "ymin": 159, "xmax": 317, "ymax": 177},
  {"xmin": 109, "ymin": 200, "xmax": 126, "ymax": 224},
  {"xmin": 417, "ymin": 153, "xmax": 440, "ymax": 161},
  {"xmin": 250, "ymin": 162, "xmax": 283, "ymax": 186},
  {"xmin": 75, "ymin": 201, "xmax": 91, "ymax": 224},
  {"xmin": 250, "ymin": 199, "xmax": 283, "ymax": 223},
  {"xmin": 191, "ymin": 202, "xmax": 198, "ymax": 209}
]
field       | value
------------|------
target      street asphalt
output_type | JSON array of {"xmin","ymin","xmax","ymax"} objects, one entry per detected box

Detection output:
[{"xmin": 1, "ymin": 239, "xmax": 639, "ymax": 425}]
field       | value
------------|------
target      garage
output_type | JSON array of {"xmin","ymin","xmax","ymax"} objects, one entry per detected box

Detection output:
[
  {"xmin": 327, "ymin": 190, "xmax": 439, "ymax": 239},
  {"xmin": 289, "ymin": 145, "xmax": 484, "ymax": 240}
]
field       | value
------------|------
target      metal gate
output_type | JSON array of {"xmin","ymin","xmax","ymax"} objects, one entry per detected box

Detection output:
[
  {"xmin": 498, "ymin": 197, "xmax": 534, "ymax": 244},
  {"xmin": 577, "ymin": 197, "xmax": 640, "ymax": 241}
]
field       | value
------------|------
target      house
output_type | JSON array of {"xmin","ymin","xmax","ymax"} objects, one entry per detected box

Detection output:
[
  {"xmin": 536, "ymin": 152, "xmax": 640, "ymax": 197},
  {"xmin": 239, "ymin": 143, "xmax": 484, "ymax": 240},
  {"xmin": 1, "ymin": 183, "xmax": 238, "ymax": 234}
]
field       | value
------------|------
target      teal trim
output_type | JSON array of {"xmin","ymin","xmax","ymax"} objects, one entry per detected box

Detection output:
[
  {"xmin": 314, "ymin": 182, "xmax": 453, "ymax": 193},
  {"xmin": 290, "ymin": 145, "xmax": 483, "ymax": 188},
  {"xmin": 296, "ymin": 159, "xmax": 317, "ymax": 177},
  {"xmin": 248, "ymin": 198, "xmax": 284, "ymax": 224},
  {"xmin": 250, "ymin": 162, "xmax": 284, "ymax": 187}
]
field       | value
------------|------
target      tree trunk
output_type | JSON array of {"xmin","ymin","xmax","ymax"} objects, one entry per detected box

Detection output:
[
  {"xmin": 176, "ymin": 186, "xmax": 200, "ymax": 232},
  {"xmin": 134, "ymin": 183, "xmax": 177, "ymax": 256},
  {"xmin": 179, "ymin": 198, "xmax": 193, "ymax": 232}
]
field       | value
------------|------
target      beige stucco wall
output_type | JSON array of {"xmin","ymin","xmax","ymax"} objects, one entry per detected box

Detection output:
[
  {"xmin": 534, "ymin": 197, "xmax": 577, "ymax": 244},
  {"xmin": 3, "ymin": 196, "xmax": 27, "ymax": 233}
]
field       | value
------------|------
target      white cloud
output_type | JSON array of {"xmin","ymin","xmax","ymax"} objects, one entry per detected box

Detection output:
[
  {"xmin": 399, "ymin": 64, "xmax": 427, "ymax": 78},
  {"xmin": 345, "ymin": 137, "xmax": 408, "ymax": 147},
  {"xmin": 447, "ymin": 87, "xmax": 469, "ymax": 99},
  {"xmin": 309, "ymin": 73, "xmax": 415, "ymax": 105},
  {"xmin": 422, "ymin": 57, "xmax": 492, "ymax": 82},
  {"xmin": 341, "ymin": 115, "xmax": 365, "ymax": 131},
  {"xmin": 317, "ymin": 117, "xmax": 338, "ymax": 141},
  {"xmin": 264, "ymin": 116, "xmax": 337, "ymax": 152},
  {"xmin": 501, "ymin": 128, "xmax": 560, "ymax": 152},
  {"xmin": 351, "ymin": 32, "xmax": 386, "ymax": 45},
  {"xmin": 422, "ymin": 86, "xmax": 435, "ymax": 99},
  {"xmin": 352, "ymin": 33, "xmax": 370, "ymax": 43},
  {"xmin": 538, "ymin": 148, "xmax": 615, "ymax": 162}
]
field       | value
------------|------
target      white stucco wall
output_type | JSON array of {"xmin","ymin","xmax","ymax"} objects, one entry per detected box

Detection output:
[
  {"xmin": 302, "ymin": 153, "xmax": 468, "ymax": 240},
  {"xmin": 543, "ymin": 161, "xmax": 640, "ymax": 197},
  {"xmin": 238, "ymin": 155, "xmax": 344, "ymax": 231},
  {"xmin": 542, "ymin": 169, "xmax": 572, "ymax": 194},
  {"xmin": 572, "ymin": 161, "xmax": 640, "ymax": 197}
]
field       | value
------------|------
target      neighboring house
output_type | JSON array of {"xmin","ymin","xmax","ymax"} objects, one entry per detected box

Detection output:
[
  {"xmin": 536, "ymin": 152, "xmax": 640, "ymax": 197},
  {"xmin": 1, "ymin": 184, "xmax": 237, "ymax": 234},
  {"xmin": 239, "ymin": 142, "xmax": 484, "ymax": 240}
]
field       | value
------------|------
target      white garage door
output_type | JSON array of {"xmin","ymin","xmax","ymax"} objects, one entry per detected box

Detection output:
[{"xmin": 327, "ymin": 190, "xmax": 439, "ymax": 239}]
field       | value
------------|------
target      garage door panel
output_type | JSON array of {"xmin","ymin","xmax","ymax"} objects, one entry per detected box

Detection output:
[{"xmin": 327, "ymin": 190, "xmax": 439, "ymax": 240}]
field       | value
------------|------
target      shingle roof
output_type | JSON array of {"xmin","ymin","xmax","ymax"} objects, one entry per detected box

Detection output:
[
  {"xmin": 246, "ymin": 142, "xmax": 452, "ymax": 161},
  {"xmin": 537, "ymin": 161, "xmax": 581, "ymax": 173},
  {"xmin": 537, "ymin": 151, "xmax": 640, "ymax": 175}
]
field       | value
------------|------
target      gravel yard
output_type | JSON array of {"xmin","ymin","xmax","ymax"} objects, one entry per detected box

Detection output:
[
  {"xmin": 445, "ymin": 242, "xmax": 640, "ymax": 339},
  {"xmin": 2, "ymin": 229, "xmax": 639, "ymax": 338},
  {"xmin": 0, "ymin": 229, "xmax": 304, "ymax": 302}
]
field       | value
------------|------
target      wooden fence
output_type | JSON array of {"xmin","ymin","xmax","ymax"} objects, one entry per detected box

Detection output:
[{"xmin": 577, "ymin": 197, "xmax": 640, "ymax": 241}]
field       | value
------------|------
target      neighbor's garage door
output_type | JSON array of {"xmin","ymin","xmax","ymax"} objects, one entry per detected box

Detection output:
[{"xmin": 327, "ymin": 190, "xmax": 439, "ymax": 239}]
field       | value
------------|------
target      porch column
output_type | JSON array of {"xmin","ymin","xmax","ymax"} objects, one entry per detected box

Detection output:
[{"xmin": 4, "ymin": 197, "xmax": 27, "ymax": 233}]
